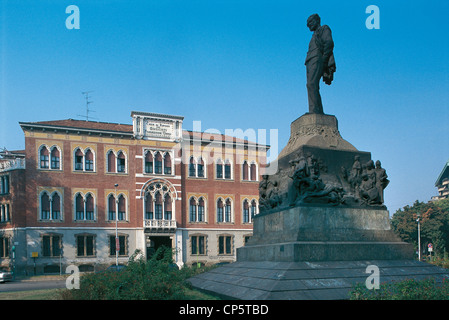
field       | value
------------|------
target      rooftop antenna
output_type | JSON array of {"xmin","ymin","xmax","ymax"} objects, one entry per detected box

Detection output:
[{"xmin": 78, "ymin": 91, "xmax": 97, "ymax": 121}]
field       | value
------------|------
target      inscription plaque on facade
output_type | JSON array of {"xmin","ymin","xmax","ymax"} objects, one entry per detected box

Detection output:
[
  {"xmin": 145, "ymin": 120, "xmax": 174, "ymax": 139},
  {"xmin": 131, "ymin": 111, "xmax": 184, "ymax": 142}
]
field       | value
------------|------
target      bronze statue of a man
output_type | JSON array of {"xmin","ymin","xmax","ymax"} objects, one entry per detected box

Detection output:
[{"xmin": 305, "ymin": 14, "xmax": 336, "ymax": 114}]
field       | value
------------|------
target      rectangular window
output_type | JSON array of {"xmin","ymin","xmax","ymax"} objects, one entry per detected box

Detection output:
[
  {"xmin": 118, "ymin": 211, "xmax": 125, "ymax": 221},
  {"xmin": 224, "ymin": 165, "xmax": 231, "ymax": 179},
  {"xmin": 77, "ymin": 235, "xmax": 94, "ymax": 257},
  {"xmin": 164, "ymin": 166, "xmax": 172, "ymax": 175},
  {"xmin": 76, "ymin": 211, "xmax": 84, "ymax": 220},
  {"xmin": 225, "ymin": 205, "xmax": 231, "ymax": 222},
  {"xmin": 40, "ymin": 155, "xmax": 49, "ymax": 169},
  {"xmin": 0, "ymin": 237, "xmax": 9, "ymax": 258},
  {"xmin": 191, "ymin": 236, "xmax": 205, "ymax": 255},
  {"xmin": 197, "ymin": 164, "xmax": 204, "ymax": 177},
  {"xmin": 217, "ymin": 207, "xmax": 223, "ymax": 223},
  {"xmin": 164, "ymin": 210, "xmax": 172, "ymax": 220},
  {"xmin": 189, "ymin": 163, "xmax": 196, "ymax": 177},
  {"xmin": 243, "ymin": 208, "xmax": 250, "ymax": 223},
  {"xmin": 145, "ymin": 161, "xmax": 153, "ymax": 173},
  {"xmin": 145, "ymin": 211, "xmax": 153, "ymax": 220},
  {"xmin": 109, "ymin": 235, "xmax": 126, "ymax": 256},
  {"xmin": 51, "ymin": 210, "xmax": 60, "ymax": 220},
  {"xmin": 154, "ymin": 204, "xmax": 162, "ymax": 220},
  {"xmin": 216, "ymin": 164, "xmax": 223, "ymax": 179},
  {"xmin": 85, "ymin": 211, "xmax": 94, "ymax": 220},
  {"xmin": 155, "ymin": 160, "xmax": 162, "ymax": 174},
  {"xmin": 51, "ymin": 156, "xmax": 60, "ymax": 169},
  {"xmin": 41, "ymin": 210, "xmax": 50, "ymax": 220},
  {"xmin": 85, "ymin": 159, "xmax": 94, "ymax": 171},
  {"xmin": 219, "ymin": 236, "xmax": 232, "ymax": 255},
  {"xmin": 0, "ymin": 176, "xmax": 9, "ymax": 194},
  {"xmin": 43, "ymin": 235, "xmax": 61, "ymax": 257},
  {"xmin": 198, "ymin": 205, "xmax": 204, "ymax": 222},
  {"xmin": 117, "ymin": 158, "xmax": 125, "ymax": 173},
  {"xmin": 75, "ymin": 156, "xmax": 83, "ymax": 170},
  {"xmin": 251, "ymin": 206, "xmax": 256, "ymax": 219},
  {"xmin": 190, "ymin": 205, "xmax": 196, "ymax": 222},
  {"xmin": 108, "ymin": 211, "xmax": 115, "ymax": 221}
]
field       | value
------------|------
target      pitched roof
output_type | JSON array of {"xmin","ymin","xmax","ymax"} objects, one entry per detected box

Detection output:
[
  {"xmin": 20, "ymin": 119, "xmax": 133, "ymax": 133},
  {"xmin": 19, "ymin": 119, "xmax": 270, "ymax": 148}
]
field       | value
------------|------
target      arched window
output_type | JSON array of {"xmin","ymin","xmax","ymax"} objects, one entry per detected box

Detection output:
[
  {"xmin": 40, "ymin": 147, "xmax": 49, "ymax": 169},
  {"xmin": 107, "ymin": 151, "xmax": 116, "ymax": 173},
  {"xmin": 117, "ymin": 194, "xmax": 126, "ymax": 220},
  {"xmin": 143, "ymin": 181, "xmax": 176, "ymax": 223},
  {"xmin": 117, "ymin": 151, "xmax": 126, "ymax": 173},
  {"xmin": 74, "ymin": 147, "xmax": 95, "ymax": 172},
  {"xmin": 198, "ymin": 197, "xmax": 205, "ymax": 222},
  {"xmin": 75, "ymin": 193, "xmax": 95, "ymax": 221},
  {"xmin": 154, "ymin": 191, "xmax": 163, "ymax": 220},
  {"xmin": 216, "ymin": 159, "xmax": 223, "ymax": 179},
  {"xmin": 217, "ymin": 198, "xmax": 224, "ymax": 222},
  {"xmin": 75, "ymin": 194, "xmax": 84, "ymax": 220},
  {"xmin": 164, "ymin": 153, "xmax": 172, "ymax": 175},
  {"xmin": 108, "ymin": 194, "xmax": 116, "ymax": 220},
  {"xmin": 242, "ymin": 161, "xmax": 249, "ymax": 180},
  {"xmin": 224, "ymin": 160, "xmax": 232, "ymax": 179},
  {"xmin": 243, "ymin": 199, "xmax": 250, "ymax": 223},
  {"xmin": 75, "ymin": 148, "xmax": 84, "ymax": 171},
  {"xmin": 189, "ymin": 157, "xmax": 196, "ymax": 177},
  {"xmin": 250, "ymin": 162, "xmax": 257, "ymax": 181},
  {"xmin": 251, "ymin": 199, "xmax": 258, "ymax": 218},
  {"xmin": 85, "ymin": 194, "xmax": 94, "ymax": 220},
  {"xmin": 164, "ymin": 194, "xmax": 172, "ymax": 220},
  {"xmin": 145, "ymin": 193, "xmax": 153, "ymax": 220},
  {"xmin": 84, "ymin": 150, "xmax": 94, "ymax": 171},
  {"xmin": 145, "ymin": 151, "xmax": 153, "ymax": 174},
  {"xmin": 225, "ymin": 198, "xmax": 232, "ymax": 222},
  {"xmin": 51, "ymin": 192, "xmax": 61, "ymax": 220},
  {"xmin": 198, "ymin": 157, "xmax": 205, "ymax": 178},
  {"xmin": 50, "ymin": 147, "xmax": 60, "ymax": 169},
  {"xmin": 189, "ymin": 197, "xmax": 197, "ymax": 222},
  {"xmin": 154, "ymin": 152, "xmax": 162, "ymax": 174},
  {"xmin": 41, "ymin": 192, "xmax": 50, "ymax": 219}
]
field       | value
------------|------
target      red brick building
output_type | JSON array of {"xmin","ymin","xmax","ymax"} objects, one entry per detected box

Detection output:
[{"xmin": 0, "ymin": 111, "xmax": 268, "ymax": 275}]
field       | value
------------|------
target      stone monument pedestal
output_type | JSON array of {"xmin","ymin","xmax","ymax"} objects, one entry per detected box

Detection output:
[
  {"xmin": 188, "ymin": 112, "xmax": 449, "ymax": 300},
  {"xmin": 237, "ymin": 206, "xmax": 414, "ymax": 262}
]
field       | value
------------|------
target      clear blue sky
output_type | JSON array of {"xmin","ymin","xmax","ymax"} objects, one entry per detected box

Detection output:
[{"xmin": 1, "ymin": 0, "xmax": 448, "ymax": 214}]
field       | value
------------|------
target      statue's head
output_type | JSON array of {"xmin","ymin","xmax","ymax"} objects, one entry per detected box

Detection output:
[
  {"xmin": 375, "ymin": 160, "xmax": 381, "ymax": 168},
  {"xmin": 307, "ymin": 14, "xmax": 320, "ymax": 32}
]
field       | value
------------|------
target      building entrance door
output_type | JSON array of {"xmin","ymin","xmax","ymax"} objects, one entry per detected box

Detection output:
[{"xmin": 146, "ymin": 235, "xmax": 172, "ymax": 260}]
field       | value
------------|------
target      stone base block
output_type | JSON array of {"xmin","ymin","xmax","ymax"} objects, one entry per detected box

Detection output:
[
  {"xmin": 237, "ymin": 241, "xmax": 414, "ymax": 262},
  {"xmin": 188, "ymin": 260, "xmax": 449, "ymax": 300}
]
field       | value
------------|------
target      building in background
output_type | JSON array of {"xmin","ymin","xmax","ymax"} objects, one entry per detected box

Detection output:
[
  {"xmin": 432, "ymin": 160, "xmax": 449, "ymax": 201},
  {"xmin": 0, "ymin": 111, "xmax": 268, "ymax": 275}
]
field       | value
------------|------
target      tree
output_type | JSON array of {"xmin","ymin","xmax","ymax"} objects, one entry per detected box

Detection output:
[{"xmin": 391, "ymin": 199, "xmax": 449, "ymax": 257}]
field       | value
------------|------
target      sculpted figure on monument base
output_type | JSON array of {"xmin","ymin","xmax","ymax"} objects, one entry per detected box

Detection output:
[
  {"xmin": 287, "ymin": 153, "xmax": 343, "ymax": 207},
  {"xmin": 343, "ymin": 157, "xmax": 389, "ymax": 206}
]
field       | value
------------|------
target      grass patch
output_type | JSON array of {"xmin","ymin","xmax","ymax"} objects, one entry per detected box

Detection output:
[
  {"xmin": 0, "ymin": 289, "xmax": 61, "ymax": 300},
  {"xmin": 349, "ymin": 277, "xmax": 449, "ymax": 300}
]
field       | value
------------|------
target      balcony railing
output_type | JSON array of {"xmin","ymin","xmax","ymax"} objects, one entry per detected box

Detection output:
[
  {"xmin": 0, "ymin": 159, "xmax": 25, "ymax": 172},
  {"xmin": 144, "ymin": 219, "xmax": 177, "ymax": 229}
]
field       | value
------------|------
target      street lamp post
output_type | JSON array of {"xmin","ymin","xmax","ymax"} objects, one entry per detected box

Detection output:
[
  {"xmin": 417, "ymin": 213, "xmax": 421, "ymax": 261},
  {"xmin": 114, "ymin": 183, "xmax": 119, "ymax": 267}
]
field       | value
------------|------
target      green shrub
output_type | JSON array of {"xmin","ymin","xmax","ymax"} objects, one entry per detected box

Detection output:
[
  {"xmin": 349, "ymin": 278, "xmax": 449, "ymax": 300},
  {"xmin": 61, "ymin": 247, "xmax": 209, "ymax": 300}
]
